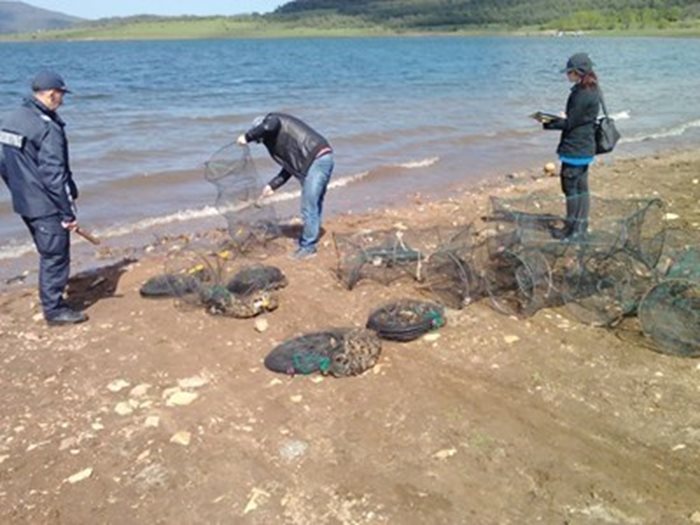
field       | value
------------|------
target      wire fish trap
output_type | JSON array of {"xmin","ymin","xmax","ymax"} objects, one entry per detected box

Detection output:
[
  {"xmin": 666, "ymin": 247, "xmax": 700, "ymax": 282},
  {"xmin": 422, "ymin": 250, "xmax": 479, "ymax": 309},
  {"xmin": 333, "ymin": 229, "xmax": 425, "ymax": 290},
  {"xmin": 559, "ymin": 250, "xmax": 653, "ymax": 327},
  {"xmin": 487, "ymin": 195, "xmax": 666, "ymax": 265},
  {"xmin": 638, "ymin": 279, "xmax": 700, "ymax": 358},
  {"xmin": 204, "ymin": 143, "xmax": 281, "ymax": 254},
  {"xmin": 419, "ymin": 225, "xmax": 479, "ymax": 309},
  {"xmin": 482, "ymin": 247, "xmax": 555, "ymax": 318},
  {"xmin": 488, "ymin": 195, "xmax": 565, "ymax": 249},
  {"xmin": 264, "ymin": 328, "xmax": 382, "ymax": 377},
  {"xmin": 618, "ymin": 198, "xmax": 665, "ymax": 270},
  {"xmin": 366, "ymin": 299, "xmax": 445, "ymax": 342}
]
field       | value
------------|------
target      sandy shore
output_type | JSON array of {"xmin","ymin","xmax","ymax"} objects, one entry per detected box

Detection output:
[{"xmin": 0, "ymin": 148, "xmax": 699, "ymax": 524}]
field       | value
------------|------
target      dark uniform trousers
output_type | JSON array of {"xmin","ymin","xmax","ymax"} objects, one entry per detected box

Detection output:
[
  {"xmin": 560, "ymin": 163, "xmax": 590, "ymax": 236},
  {"xmin": 22, "ymin": 214, "xmax": 70, "ymax": 317}
]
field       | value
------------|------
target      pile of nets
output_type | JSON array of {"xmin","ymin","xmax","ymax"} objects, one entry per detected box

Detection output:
[
  {"xmin": 477, "ymin": 194, "xmax": 666, "ymax": 322},
  {"xmin": 366, "ymin": 299, "xmax": 446, "ymax": 342},
  {"xmin": 140, "ymin": 245, "xmax": 287, "ymax": 319},
  {"xmin": 204, "ymin": 144, "xmax": 281, "ymax": 254},
  {"xmin": 264, "ymin": 328, "xmax": 382, "ymax": 377},
  {"xmin": 479, "ymin": 194, "xmax": 698, "ymax": 356},
  {"xmin": 332, "ymin": 193, "xmax": 698, "ymax": 358},
  {"xmin": 263, "ymin": 298, "xmax": 447, "ymax": 378}
]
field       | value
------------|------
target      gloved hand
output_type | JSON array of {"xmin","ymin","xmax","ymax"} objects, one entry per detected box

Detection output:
[{"xmin": 254, "ymin": 185, "xmax": 274, "ymax": 208}]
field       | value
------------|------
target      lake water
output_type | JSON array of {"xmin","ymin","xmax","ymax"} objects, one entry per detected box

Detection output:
[{"xmin": 1, "ymin": 36, "xmax": 699, "ymax": 268}]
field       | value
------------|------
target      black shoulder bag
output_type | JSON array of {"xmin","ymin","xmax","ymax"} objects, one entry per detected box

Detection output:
[{"xmin": 595, "ymin": 91, "xmax": 621, "ymax": 155}]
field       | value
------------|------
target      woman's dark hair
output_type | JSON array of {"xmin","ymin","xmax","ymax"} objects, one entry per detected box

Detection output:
[{"xmin": 579, "ymin": 71, "xmax": 598, "ymax": 89}]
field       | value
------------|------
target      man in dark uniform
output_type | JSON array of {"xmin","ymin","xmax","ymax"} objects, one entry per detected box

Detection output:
[
  {"xmin": 0, "ymin": 71, "xmax": 88, "ymax": 325},
  {"xmin": 237, "ymin": 113, "xmax": 334, "ymax": 260}
]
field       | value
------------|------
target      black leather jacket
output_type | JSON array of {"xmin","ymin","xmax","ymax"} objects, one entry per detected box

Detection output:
[
  {"xmin": 245, "ymin": 113, "xmax": 330, "ymax": 190},
  {"xmin": 544, "ymin": 83, "xmax": 601, "ymax": 159}
]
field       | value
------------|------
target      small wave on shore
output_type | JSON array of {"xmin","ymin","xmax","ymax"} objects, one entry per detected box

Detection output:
[
  {"xmin": 392, "ymin": 157, "xmax": 440, "ymax": 169},
  {"xmin": 0, "ymin": 155, "xmax": 442, "ymax": 262},
  {"xmin": 0, "ymin": 240, "xmax": 36, "ymax": 262},
  {"xmin": 621, "ymin": 117, "xmax": 700, "ymax": 144},
  {"xmin": 0, "ymin": 169, "xmax": 359, "ymax": 261},
  {"xmin": 610, "ymin": 110, "xmax": 631, "ymax": 121}
]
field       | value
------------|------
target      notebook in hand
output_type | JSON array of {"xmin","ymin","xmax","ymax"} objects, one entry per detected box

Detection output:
[{"xmin": 530, "ymin": 111, "xmax": 561, "ymax": 123}]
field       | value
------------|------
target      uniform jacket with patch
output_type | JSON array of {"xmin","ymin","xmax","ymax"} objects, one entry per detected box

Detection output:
[{"xmin": 1, "ymin": 97, "xmax": 77, "ymax": 221}]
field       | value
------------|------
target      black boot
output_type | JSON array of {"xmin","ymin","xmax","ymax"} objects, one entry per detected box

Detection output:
[{"xmin": 46, "ymin": 308, "xmax": 88, "ymax": 326}]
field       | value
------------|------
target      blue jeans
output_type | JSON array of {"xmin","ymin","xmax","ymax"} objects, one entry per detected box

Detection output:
[{"xmin": 300, "ymin": 153, "xmax": 334, "ymax": 249}]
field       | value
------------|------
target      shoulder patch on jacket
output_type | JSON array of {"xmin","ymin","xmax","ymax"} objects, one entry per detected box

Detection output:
[{"xmin": 0, "ymin": 130, "xmax": 26, "ymax": 149}]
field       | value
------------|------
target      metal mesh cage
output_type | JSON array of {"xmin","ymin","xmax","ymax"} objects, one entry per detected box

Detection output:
[{"xmin": 204, "ymin": 144, "xmax": 281, "ymax": 254}]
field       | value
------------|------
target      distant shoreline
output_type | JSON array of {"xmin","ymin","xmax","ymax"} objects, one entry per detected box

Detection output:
[{"xmin": 2, "ymin": 22, "xmax": 699, "ymax": 42}]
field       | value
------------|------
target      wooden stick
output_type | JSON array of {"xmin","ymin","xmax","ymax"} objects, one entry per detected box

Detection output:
[{"xmin": 75, "ymin": 227, "xmax": 101, "ymax": 245}]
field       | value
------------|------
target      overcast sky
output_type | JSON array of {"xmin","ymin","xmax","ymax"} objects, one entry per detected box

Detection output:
[{"xmin": 26, "ymin": 1, "xmax": 287, "ymax": 19}]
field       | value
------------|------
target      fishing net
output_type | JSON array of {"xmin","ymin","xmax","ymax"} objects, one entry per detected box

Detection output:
[
  {"xmin": 159, "ymin": 245, "xmax": 280, "ymax": 318},
  {"xmin": 634, "ymin": 246, "xmax": 700, "ymax": 357},
  {"xmin": 487, "ymin": 194, "xmax": 665, "ymax": 266},
  {"xmin": 139, "ymin": 273, "xmax": 205, "ymax": 299},
  {"xmin": 140, "ymin": 246, "xmax": 219, "ymax": 301},
  {"xmin": 333, "ymin": 228, "xmax": 425, "ymax": 290},
  {"xmin": 366, "ymin": 299, "xmax": 446, "ymax": 342},
  {"xmin": 638, "ymin": 279, "xmax": 700, "ymax": 357},
  {"xmin": 333, "ymin": 224, "xmax": 475, "ymax": 296},
  {"xmin": 420, "ymin": 226, "xmax": 480, "ymax": 309},
  {"xmin": 481, "ymin": 245, "xmax": 558, "ymax": 318},
  {"xmin": 482, "ymin": 194, "xmax": 666, "ymax": 321},
  {"xmin": 204, "ymin": 144, "xmax": 281, "ymax": 254},
  {"xmin": 665, "ymin": 246, "xmax": 700, "ymax": 282},
  {"xmin": 198, "ymin": 285, "xmax": 279, "ymax": 318},
  {"xmin": 226, "ymin": 264, "xmax": 288, "ymax": 296},
  {"xmin": 264, "ymin": 328, "xmax": 382, "ymax": 377},
  {"xmin": 559, "ymin": 250, "xmax": 654, "ymax": 327}
]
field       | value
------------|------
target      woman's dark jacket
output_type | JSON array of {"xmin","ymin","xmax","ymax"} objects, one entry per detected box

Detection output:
[
  {"xmin": 244, "ymin": 113, "xmax": 330, "ymax": 190},
  {"xmin": 544, "ymin": 84, "xmax": 601, "ymax": 158}
]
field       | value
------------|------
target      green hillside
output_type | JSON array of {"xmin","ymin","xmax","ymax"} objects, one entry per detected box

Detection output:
[
  {"xmin": 273, "ymin": 0, "xmax": 700, "ymax": 31},
  {"xmin": 2, "ymin": 0, "xmax": 700, "ymax": 40}
]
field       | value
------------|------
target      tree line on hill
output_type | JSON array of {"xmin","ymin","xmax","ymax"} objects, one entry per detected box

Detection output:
[{"xmin": 271, "ymin": 0, "xmax": 700, "ymax": 30}]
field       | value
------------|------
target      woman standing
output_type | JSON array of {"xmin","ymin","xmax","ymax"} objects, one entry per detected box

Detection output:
[{"xmin": 538, "ymin": 52, "xmax": 601, "ymax": 241}]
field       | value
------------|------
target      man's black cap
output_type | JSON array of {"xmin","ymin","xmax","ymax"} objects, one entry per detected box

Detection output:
[
  {"xmin": 31, "ymin": 70, "xmax": 71, "ymax": 93},
  {"xmin": 561, "ymin": 53, "xmax": 593, "ymax": 75}
]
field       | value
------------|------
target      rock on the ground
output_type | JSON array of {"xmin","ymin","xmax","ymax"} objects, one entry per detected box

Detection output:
[
  {"xmin": 65, "ymin": 467, "xmax": 93, "ymax": 484},
  {"xmin": 165, "ymin": 391, "xmax": 199, "ymax": 407},
  {"xmin": 170, "ymin": 431, "xmax": 191, "ymax": 446}
]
